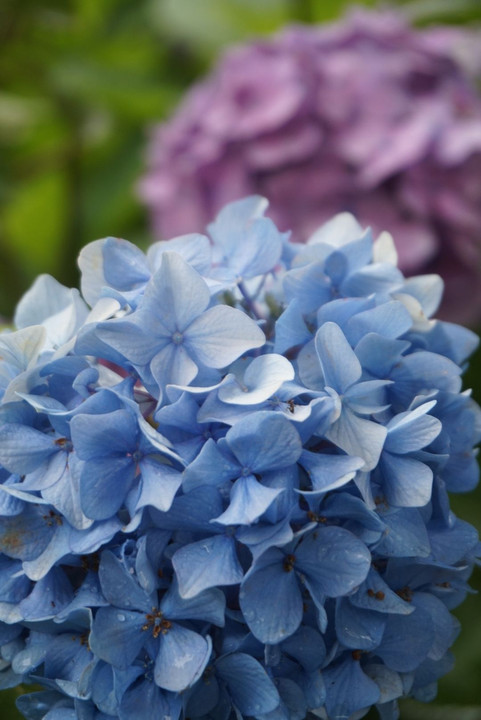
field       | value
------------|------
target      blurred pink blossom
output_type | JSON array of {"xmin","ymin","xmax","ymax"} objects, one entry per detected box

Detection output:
[{"xmin": 139, "ymin": 9, "xmax": 481, "ymax": 323}]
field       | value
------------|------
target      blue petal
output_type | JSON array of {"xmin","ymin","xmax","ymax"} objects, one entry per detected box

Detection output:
[
  {"xmin": 145, "ymin": 251, "xmax": 210, "ymax": 331},
  {"xmin": 380, "ymin": 453, "xmax": 433, "ymax": 507},
  {"xmin": 364, "ymin": 663, "xmax": 403, "ymax": 705},
  {"xmin": 264, "ymin": 678, "xmax": 306, "ymax": 720},
  {"xmin": 187, "ymin": 305, "xmax": 265, "ymax": 368},
  {"xmin": 151, "ymin": 485, "xmax": 224, "ymax": 533},
  {"xmin": 0, "ymin": 423, "xmax": 58, "ymax": 475},
  {"xmin": 299, "ymin": 452, "xmax": 363, "ymax": 494},
  {"xmin": 295, "ymin": 526, "xmax": 371, "ymax": 598},
  {"xmin": 136, "ymin": 461, "xmax": 182, "ymax": 513},
  {"xmin": 376, "ymin": 604, "xmax": 434, "ymax": 672},
  {"xmin": 182, "ymin": 439, "xmax": 239, "ymax": 492},
  {"xmin": 344, "ymin": 379, "xmax": 391, "ymax": 415},
  {"xmin": 41, "ymin": 455, "xmax": 92, "ymax": 530},
  {"xmin": 184, "ymin": 674, "xmax": 221, "ymax": 718},
  {"xmin": 216, "ymin": 653, "xmax": 280, "ymax": 716},
  {"xmin": 119, "ymin": 678, "xmax": 169, "ymax": 720},
  {"xmin": 284, "ymin": 263, "xmax": 331, "ymax": 314},
  {"xmin": 345, "ymin": 301, "xmax": 412, "ymax": 346},
  {"xmin": 428, "ymin": 517, "xmax": 479, "ymax": 565},
  {"xmin": 22, "ymin": 521, "xmax": 73, "ymax": 580},
  {"xmin": 226, "ymin": 411, "xmax": 302, "ymax": 473},
  {"xmin": 390, "ymin": 351, "xmax": 462, "ymax": 408},
  {"xmin": 413, "ymin": 592, "xmax": 459, "ymax": 660},
  {"xmin": 150, "ymin": 342, "xmax": 198, "ymax": 389},
  {"xmin": 19, "ymin": 567, "xmax": 73, "ymax": 621},
  {"xmin": 384, "ymin": 402, "xmax": 441, "ymax": 454},
  {"xmin": 315, "ymin": 322, "xmax": 362, "ymax": 393},
  {"xmin": 280, "ymin": 626, "xmax": 326, "ymax": 671},
  {"xmin": 341, "ymin": 262, "xmax": 403, "ymax": 297},
  {"xmin": 355, "ymin": 334, "xmax": 410, "ymax": 379},
  {"xmin": 349, "ymin": 569, "xmax": 413, "ymax": 616},
  {"xmin": 154, "ymin": 624, "xmax": 211, "ymax": 692},
  {"xmin": 70, "ymin": 409, "xmax": 138, "ymax": 460},
  {"xmin": 55, "ymin": 571, "xmax": 108, "ymax": 622},
  {"xmin": 274, "ymin": 300, "xmax": 311, "ymax": 355},
  {"xmin": 222, "ymin": 215, "xmax": 283, "ymax": 279},
  {"xmin": 326, "ymin": 407, "xmax": 387, "ymax": 472},
  {"xmin": 0, "ymin": 505, "xmax": 53, "ymax": 561},
  {"xmin": 69, "ymin": 517, "xmax": 122, "ymax": 557},
  {"xmin": 148, "ymin": 233, "xmax": 212, "ymax": 275},
  {"xmin": 213, "ymin": 475, "xmax": 282, "ymax": 526},
  {"xmin": 80, "ymin": 457, "xmax": 134, "ymax": 520},
  {"xmin": 335, "ymin": 598, "xmax": 386, "ymax": 650},
  {"xmin": 239, "ymin": 552, "xmax": 302, "ymax": 643},
  {"xmin": 236, "ymin": 518, "xmax": 293, "ymax": 562},
  {"xmin": 173, "ymin": 534, "xmax": 243, "ymax": 598},
  {"xmin": 98, "ymin": 550, "xmax": 151, "ymax": 613},
  {"xmin": 96, "ymin": 316, "xmax": 165, "ymax": 366},
  {"xmin": 217, "ymin": 354, "xmax": 294, "ymax": 406},
  {"xmin": 323, "ymin": 655, "xmax": 380, "ymax": 719},
  {"xmin": 375, "ymin": 508, "xmax": 430, "ymax": 558},
  {"xmin": 161, "ymin": 579, "xmax": 225, "ymax": 626},
  {"xmin": 89, "ymin": 607, "xmax": 146, "ymax": 668},
  {"xmin": 102, "ymin": 237, "xmax": 150, "ymax": 291}
]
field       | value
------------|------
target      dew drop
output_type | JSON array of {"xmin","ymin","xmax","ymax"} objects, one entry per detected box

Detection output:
[{"xmin": 117, "ymin": 613, "xmax": 126, "ymax": 622}]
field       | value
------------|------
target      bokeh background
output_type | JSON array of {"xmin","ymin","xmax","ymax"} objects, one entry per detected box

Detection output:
[{"xmin": 1, "ymin": 0, "xmax": 481, "ymax": 717}]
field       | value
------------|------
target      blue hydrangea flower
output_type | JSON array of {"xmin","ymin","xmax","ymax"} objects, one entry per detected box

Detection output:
[{"xmin": 0, "ymin": 197, "xmax": 479, "ymax": 720}]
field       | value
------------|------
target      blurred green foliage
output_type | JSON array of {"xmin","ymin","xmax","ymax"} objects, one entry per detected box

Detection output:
[{"xmin": 1, "ymin": 0, "xmax": 481, "ymax": 718}]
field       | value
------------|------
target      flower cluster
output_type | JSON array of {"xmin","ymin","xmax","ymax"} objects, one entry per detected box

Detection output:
[
  {"xmin": 139, "ymin": 10, "xmax": 481, "ymax": 324},
  {"xmin": 0, "ymin": 197, "xmax": 480, "ymax": 720}
]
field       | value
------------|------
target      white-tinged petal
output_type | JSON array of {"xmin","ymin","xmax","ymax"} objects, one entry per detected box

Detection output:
[
  {"xmin": 154, "ymin": 626, "xmax": 212, "ymax": 692},
  {"xmin": 326, "ymin": 408, "xmax": 387, "ymax": 472},
  {"xmin": 187, "ymin": 305, "xmax": 265, "ymax": 368},
  {"xmin": 218, "ymin": 354, "xmax": 294, "ymax": 405},
  {"xmin": 0, "ymin": 326, "xmax": 46, "ymax": 371}
]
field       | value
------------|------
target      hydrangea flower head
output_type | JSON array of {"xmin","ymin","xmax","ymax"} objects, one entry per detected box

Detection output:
[
  {"xmin": 139, "ymin": 9, "xmax": 481, "ymax": 323},
  {"xmin": 0, "ymin": 197, "xmax": 480, "ymax": 720}
]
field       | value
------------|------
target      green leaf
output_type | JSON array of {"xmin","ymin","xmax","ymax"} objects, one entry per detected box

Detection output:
[
  {"xmin": 2, "ymin": 170, "xmax": 66, "ymax": 278},
  {"xmin": 147, "ymin": 0, "xmax": 292, "ymax": 56},
  {"xmin": 400, "ymin": 699, "xmax": 481, "ymax": 720}
]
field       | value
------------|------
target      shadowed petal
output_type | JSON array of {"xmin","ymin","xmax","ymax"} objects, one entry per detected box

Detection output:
[
  {"xmin": 239, "ymin": 554, "xmax": 302, "ymax": 643},
  {"xmin": 216, "ymin": 653, "xmax": 281, "ymax": 716},
  {"xmin": 296, "ymin": 527, "xmax": 371, "ymax": 598},
  {"xmin": 173, "ymin": 534, "xmax": 243, "ymax": 599},
  {"xmin": 90, "ymin": 607, "xmax": 147, "ymax": 669}
]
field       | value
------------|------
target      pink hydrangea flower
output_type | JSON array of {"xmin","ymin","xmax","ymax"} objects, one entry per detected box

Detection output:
[{"xmin": 139, "ymin": 10, "xmax": 481, "ymax": 323}]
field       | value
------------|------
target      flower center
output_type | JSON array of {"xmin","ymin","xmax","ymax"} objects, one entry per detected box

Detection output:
[
  {"xmin": 42, "ymin": 510, "xmax": 63, "ymax": 527},
  {"xmin": 54, "ymin": 437, "xmax": 73, "ymax": 452},
  {"xmin": 395, "ymin": 586, "xmax": 413, "ymax": 603},
  {"xmin": 283, "ymin": 554, "xmax": 296, "ymax": 572},
  {"xmin": 142, "ymin": 608, "xmax": 172, "ymax": 638},
  {"xmin": 172, "ymin": 331, "xmax": 184, "ymax": 345},
  {"xmin": 131, "ymin": 449, "xmax": 142, "ymax": 464}
]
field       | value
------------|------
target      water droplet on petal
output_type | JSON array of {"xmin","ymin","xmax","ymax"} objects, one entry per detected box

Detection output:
[{"xmin": 117, "ymin": 613, "xmax": 126, "ymax": 622}]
